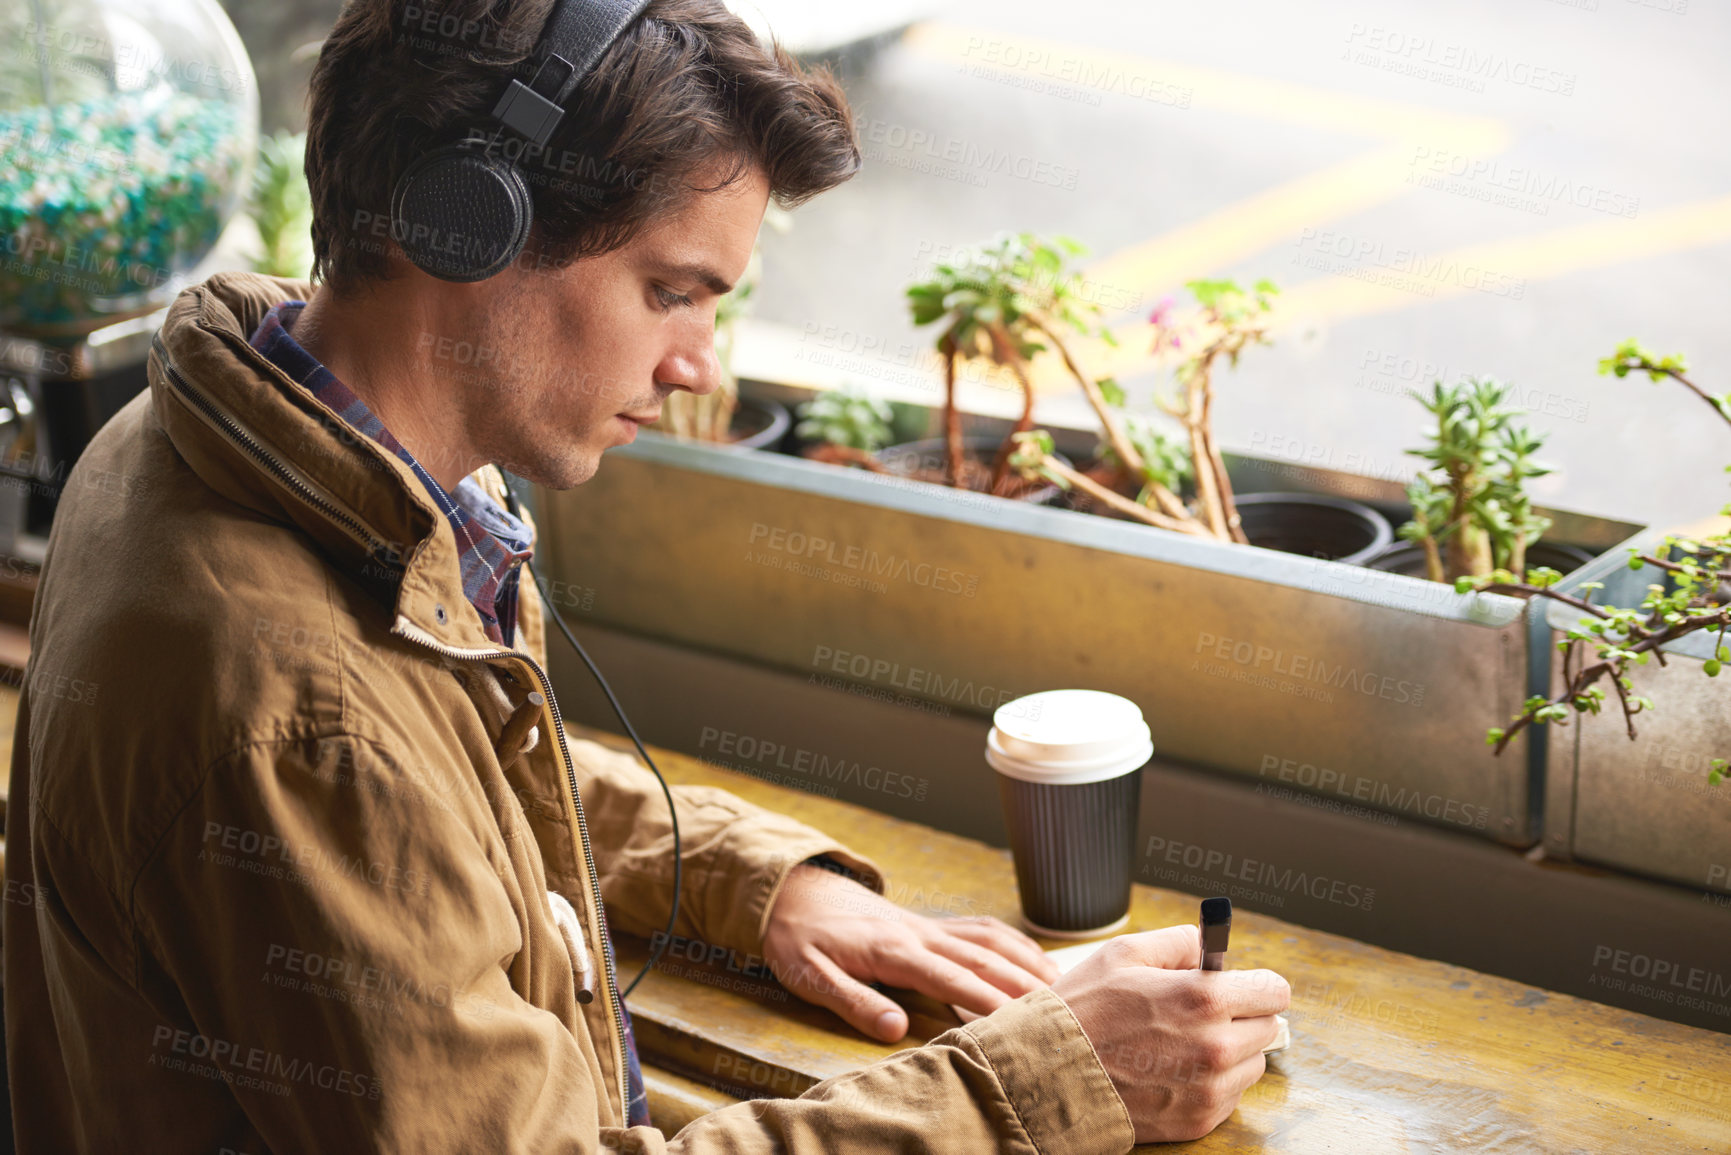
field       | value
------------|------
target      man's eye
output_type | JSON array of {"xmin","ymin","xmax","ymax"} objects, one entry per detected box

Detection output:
[{"xmin": 653, "ymin": 285, "xmax": 694, "ymax": 311}]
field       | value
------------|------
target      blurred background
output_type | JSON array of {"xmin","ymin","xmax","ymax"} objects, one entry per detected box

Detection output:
[
  {"xmin": 4, "ymin": 0, "xmax": 1727, "ymax": 539},
  {"xmin": 237, "ymin": 0, "xmax": 1729, "ymax": 527},
  {"xmin": 737, "ymin": 0, "xmax": 1728, "ymax": 531}
]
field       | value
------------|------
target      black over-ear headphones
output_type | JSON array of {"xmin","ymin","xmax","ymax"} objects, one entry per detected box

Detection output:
[{"xmin": 390, "ymin": 0, "xmax": 653, "ymax": 282}]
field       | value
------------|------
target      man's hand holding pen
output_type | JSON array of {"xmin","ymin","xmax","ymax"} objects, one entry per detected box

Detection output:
[{"xmin": 1050, "ymin": 924, "xmax": 1290, "ymax": 1144}]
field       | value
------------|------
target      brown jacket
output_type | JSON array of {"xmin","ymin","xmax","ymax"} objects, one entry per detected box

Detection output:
[{"xmin": 3, "ymin": 272, "xmax": 1133, "ymax": 1153}]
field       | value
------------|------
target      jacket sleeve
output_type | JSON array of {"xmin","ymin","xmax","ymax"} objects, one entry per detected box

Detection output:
[
  {"xmin": 569, "ymin": 734, "xmax": 886, "ymax": 959},
  {"xmin": 134, "ymin": 734, "xmax": 1131, "ymax": 1155},
  {"xmin": 488, "ymin": 467, "xmax": 886, "ymax": 957},
  {"xmin": 659, "ymin": 987, "xmax": 1135, "ymax": 1155}
]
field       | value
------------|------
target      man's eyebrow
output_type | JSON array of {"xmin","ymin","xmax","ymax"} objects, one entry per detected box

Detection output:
[{"xmin": 650, "ymin": 261, "xmax": 735, "ymax": 296}]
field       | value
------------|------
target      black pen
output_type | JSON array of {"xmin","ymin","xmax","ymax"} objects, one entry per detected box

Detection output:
[
  {"xmin": 1199, "ymin": 897, "xmax": 1291, "ymax": 1052},
  {"xmin": 1198, "ymin": 896, "xmax": 1231, "ymax": 971}
]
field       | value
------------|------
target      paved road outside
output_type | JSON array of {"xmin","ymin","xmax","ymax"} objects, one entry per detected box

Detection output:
[{"xmin": 749, "ymin": 0, "xmax": 1730, "ymax": 531}]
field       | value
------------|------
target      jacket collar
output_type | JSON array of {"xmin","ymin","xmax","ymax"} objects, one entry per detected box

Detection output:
[{"xmin": 148, "ymin": 271, "xmax": 501, "ymax": 652}]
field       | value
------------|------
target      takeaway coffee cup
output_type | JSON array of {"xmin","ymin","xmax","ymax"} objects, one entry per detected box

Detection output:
[{"xmin": 987, "ymin": 690, "xmax": 1153, "ymax": 939}]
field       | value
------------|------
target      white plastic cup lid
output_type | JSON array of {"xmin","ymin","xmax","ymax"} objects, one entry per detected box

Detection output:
[{"xmin": 985, "ymin": 689, "xmax": 1154, "ymax": 785}]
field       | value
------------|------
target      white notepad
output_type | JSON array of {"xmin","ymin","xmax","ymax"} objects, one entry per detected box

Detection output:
[{"xmin": 953, "ymin": 935, "xmax": 1291, "ymax": 1053}]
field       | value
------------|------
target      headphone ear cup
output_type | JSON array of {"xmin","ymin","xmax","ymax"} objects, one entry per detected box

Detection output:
[{"xmin": 390, "ymin": 148, "xmax": 535, "ymax": 283}]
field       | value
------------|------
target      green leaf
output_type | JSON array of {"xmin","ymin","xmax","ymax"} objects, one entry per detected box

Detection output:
[
  {"xmin": 250, "ymin": 130, "xmax": 315, "ymax": 279},
  {"xmin": 1098, "ymin": 377, "xmax": 1126, "ymax": 407}
]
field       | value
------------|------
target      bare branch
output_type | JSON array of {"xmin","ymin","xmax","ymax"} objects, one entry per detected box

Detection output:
[
  {"xmin": 1476, "ymin": 583, "xmax": 1614, "ymax": 620},
  {"xmin": 1031, "ymin": 455, "xmax": 1213, "ymax": 536}
]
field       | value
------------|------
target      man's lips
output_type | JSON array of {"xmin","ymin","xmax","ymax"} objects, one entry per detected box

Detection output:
[{"xmin": 620, "ymin": 413, "xmax": 659, "ymax": 426}]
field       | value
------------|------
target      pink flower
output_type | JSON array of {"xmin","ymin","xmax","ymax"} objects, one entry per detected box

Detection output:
[{"xmin": 1148, "ymin": 296, "xmax": 1175, "ymax": 327}]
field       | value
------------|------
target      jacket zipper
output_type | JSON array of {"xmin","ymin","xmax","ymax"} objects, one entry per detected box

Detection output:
[
  {"xmin": 389, "ymin": 616, "xmax": 632, "ymax": 1120},
  {"xmin": 154, "ymin": 340, "xmax": 633, "ymax": 1119},
  {"xmin": 154, "ymin": 337, "xmax": 395, "ymax": 566}
]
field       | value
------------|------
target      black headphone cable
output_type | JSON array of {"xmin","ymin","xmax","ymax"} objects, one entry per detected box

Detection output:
[{"xmin": 502, "ymin": 475, "xmax": 680, "ymax": 1001}]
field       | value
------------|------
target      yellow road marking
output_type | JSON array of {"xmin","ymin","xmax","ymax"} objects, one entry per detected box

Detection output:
[
  {"xmin": 1083, "ymin": 193, "xmax": 1731, "ymax": 385},
  {"xmin": 904, "ymin": 23, "xmax": 1503, "ymax": 141},
  {"xmin": 1276, "ymin": 194, "xmax": 1731, "ymax": 328},
  {"xmin": 1080, "ymin": 139, "xmax": 1505, "ymax": 321},
  {"xmin": 901, "ymin": 22, "xmax": 1731, "ymax": 395},
  {"xmin": 903, "ymin": 22, "xmax": 1509, "ymax": 393}
]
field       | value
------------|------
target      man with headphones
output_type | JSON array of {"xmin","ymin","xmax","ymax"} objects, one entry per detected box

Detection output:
[{"xmin": 4, "ymin": 1, "xmax": 1288, "ymax": 1150}]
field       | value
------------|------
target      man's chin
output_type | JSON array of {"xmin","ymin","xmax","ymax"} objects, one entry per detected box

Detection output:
[{"xmin": 495, "ymin": 448, "xmax": 603, "ymax": 492}]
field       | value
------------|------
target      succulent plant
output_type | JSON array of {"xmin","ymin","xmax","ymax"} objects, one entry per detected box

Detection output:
[
  {"xmin": 1145, "ymin": 278, "xmax": 1279, "ymax": 542},
  {"xmin": 795, "ymin": 386, "xmax": 895, "ymax": 453},
  {"xmin": 250, "ymin": 130, "xmax": 314, "ymax": 280},
  {"xmin": 1006, "ymin": 276, "xmax": 1278, "ymax": 540},
  {"xmin": 907, "ymin": 232, "xmax": 1123, "ymax": 492},
  {"xmin": 1398, "ymin": 377, "xmax": 1553, "ymax": 583},
  {"xmin": 1466, "ymin": 344, "xmax": 1729, "ymax": 785}
]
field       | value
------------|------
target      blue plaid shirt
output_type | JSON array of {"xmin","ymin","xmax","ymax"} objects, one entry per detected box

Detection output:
[{"xmin": 250, "ymin": 302, "xmax": 651, "ymax": 1129}]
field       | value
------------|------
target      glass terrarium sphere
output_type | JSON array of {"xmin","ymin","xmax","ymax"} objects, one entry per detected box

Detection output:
[{"xmin": 0, "ymin": 0, "xmax": 258, "ymax": 339}]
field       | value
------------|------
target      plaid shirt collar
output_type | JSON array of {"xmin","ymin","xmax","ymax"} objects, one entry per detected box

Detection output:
[{"xmin": 249, "ymin": 302, "xmax": 534, "ymax": 648}]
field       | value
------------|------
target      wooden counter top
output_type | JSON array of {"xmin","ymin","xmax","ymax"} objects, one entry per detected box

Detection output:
[
  {"xmin": 4, "ymin": 683, "xmax": 1726, "ymax": 1149},
  {"xmin": 587, "ymin": 727, "xmax": 1731, "ymax": 1152}
]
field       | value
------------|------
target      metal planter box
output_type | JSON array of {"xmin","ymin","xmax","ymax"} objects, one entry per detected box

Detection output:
[
  {"xmin": 1543, "ymin": 529, "xmax": 1731, "ymax": 893},
  {"xmin": 539, "ymin": 433, "xmax": 1643, "ymax": 847}
]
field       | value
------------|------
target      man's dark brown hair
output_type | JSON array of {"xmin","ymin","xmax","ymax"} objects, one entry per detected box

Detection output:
[{"xmin": 305, "ymin": 0, "xmax": 860, "ymax": 291}]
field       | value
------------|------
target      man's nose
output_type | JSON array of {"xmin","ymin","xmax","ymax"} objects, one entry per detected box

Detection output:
[{"xmin": 657, "ymin": 330, "xmax": 723, "ymax": 397}]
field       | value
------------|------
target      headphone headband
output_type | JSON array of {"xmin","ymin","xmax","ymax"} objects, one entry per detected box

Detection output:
[
  {"xmin": 393, "ymin": 0, "xmax": 653, "ymax": 283},
  {"xmin": 493, "ymin": 0, "xmax": 655, "ymax": 147}
]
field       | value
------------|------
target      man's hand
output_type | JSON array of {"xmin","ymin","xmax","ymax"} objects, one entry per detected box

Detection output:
[
  {"xmin": 761, "ymin": 863, "xmax": 1060, "ymax": 1042},
  {"xmin": 1052, "ymin": 925, "xmax": 1290, "ymax": 1144}
]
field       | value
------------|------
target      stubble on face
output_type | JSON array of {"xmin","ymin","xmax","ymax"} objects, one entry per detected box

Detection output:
[
  {"xmin": 458, "ymin": 271, "xmax": 581, "ymax": 487},
  {"xmin": 458, "ymin": 164, "xmax": 769, "ymax": 491}
]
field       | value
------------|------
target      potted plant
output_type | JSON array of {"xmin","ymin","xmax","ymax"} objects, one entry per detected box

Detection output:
[
  {"xmin": 1468, "ymin": 343, "xmax": 1730, "ymax": 770},
  {"xmin": 536, "ymin": 258, "xmax": 1647, "ymax": 848},
  {"xmin": 1009, "ymin": 278, "xmax": 1392, "ymax": 562},
  {"xmin": 1456, "ymin": 340, "xmax": 1730, "ymax": 890},
  {"xmin": 792, "ymin": 385, "xmax": 896, "ymax": 472},
  {"xmin": 897, "ymin": 233, "xmax": 1113, "ymax": 501},
  {"xmin": 649, "ymin": 208, "xmax": 792, "ymax": 451},
  {"xmin": 1369, "ymin": 378, "xmax": 1592, "ymax": 582}
]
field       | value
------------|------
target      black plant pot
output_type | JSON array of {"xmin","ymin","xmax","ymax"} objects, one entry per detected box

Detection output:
[
  {"xmin": 1232, "ymin": 493, "xmax": 1394, "ymax": 567},
  {"xmin": 1366, "ymin": 539, "xmax": 1598, "ymax": 579},
  {"xmin": 727, "ymin": 397, "xmax": 793, "ymax": 451},
  {"xmin": 878, "ymin": 436, "xmax": 1071, "ymax": 505}
]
